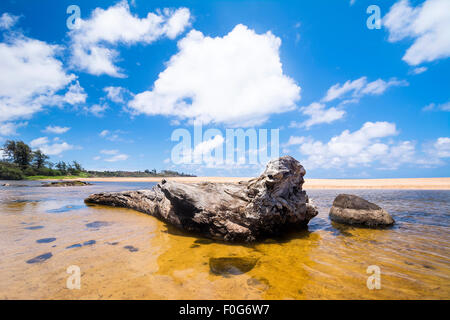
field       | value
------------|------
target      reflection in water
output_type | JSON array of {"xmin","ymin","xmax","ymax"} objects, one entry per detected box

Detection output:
[{"xmin": 0, "ymin": 181, "xmax": 449, "ymax": 299}]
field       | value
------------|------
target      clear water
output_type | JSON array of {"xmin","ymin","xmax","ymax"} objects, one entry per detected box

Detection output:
[{"xmin": 0, "ymin": 180, "xmax": 449, "ymax": 299}]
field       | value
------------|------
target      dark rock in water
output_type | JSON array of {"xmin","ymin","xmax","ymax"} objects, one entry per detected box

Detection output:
[
  {"xmin": 329, "ymin": 194, "xmax": 395, "ymax": 227},
  {"xmin": 66, "ymin": 243, "xmax": 82, "ymax": 249},
  {"xmin": 123, "ymin": 245, "xmax": 139, "ymax": 252},
  {"xmin": 85, "ymin": 221, "xmax": 110, "ymax": 228},
  {"xmin": 85, "ymin": 156, "xmax": 318, "ymax": 242},
  {"xmin": 24, "ymin": 225, "xmax": 44, "ymax": 230},
  {"xmin": 42, "ymin": 181, "xmax": 92, "ymax": 187},
  {"xmin": 47, "ymin": 204, "xmax": 86, "ymax": 213},
  {"xmin": 209, "ymin": 257, "xmax": 258, "ymax": 276},
  {"xmin": 36, "ymin": 237, "xmax": 56, "ymax": 243},
  {"xmin": 26, "ymin": 252, "xmax": 52, "ymax": 264}
]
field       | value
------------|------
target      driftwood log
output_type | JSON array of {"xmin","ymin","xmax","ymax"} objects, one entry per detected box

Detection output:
[{"xmin": 85, "ymin": 156, "xmax": 318, "ymax": 242}]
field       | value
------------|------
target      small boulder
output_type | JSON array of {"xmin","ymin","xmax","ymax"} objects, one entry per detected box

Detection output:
[
  {"xmin": 329, "ymin": 194, "xmax": 394, "ymax": 227},
  {"xmin": 42, "ymin": 180, "xmax": 91, "ymax": 187}
]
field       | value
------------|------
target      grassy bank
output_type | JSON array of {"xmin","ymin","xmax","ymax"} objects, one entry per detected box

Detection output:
[{"xmin": 26, "ymin": 172, "xmax": 91, "ymax": 180}]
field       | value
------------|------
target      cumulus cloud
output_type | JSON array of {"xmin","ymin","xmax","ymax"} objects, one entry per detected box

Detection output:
[
  {"xmin": 430, "ymin": 137, "xmax": 450, "ymax": 158},
  {"xmin": 43, "ymin": 126, "xmax": 70, "ymax": 134},
  {"xmin": 128, "ymin": 24, "xmax": 301, "ymax": 127},
  {"xmin": 293, "ymin": 122, "xmax": 450, "ymax": 170},
  {"xmin": 383, "ymin": 0, "xmax": 450, "ymax": 66},
  {"xmin": 296, "ymin": 121, "xmax": 402, "ymax": 169},
  {"xmin": 63, "ymin": 81, "xmax": 87, "ymax": 105},
  {"xmin": 0, "ymin": 32, "xmax": 83, "ymax": 123},
  {"xmin": 322, "ymin": 77, "xmax": 408, "ymax": 103},
  {"xmin": 68, "ymin": 1, "xmax": 191, "ymax": 77},
  {"xmin": 290, "ymin": 102, "xmax": 345, "ymax": 129},
  {"xmin": 0, "ymin": 13, "xmax": 19, "ymax": 30},
  {"xmin": 30, "ymin": 136, "xmax": 73, "ymax": 155}
]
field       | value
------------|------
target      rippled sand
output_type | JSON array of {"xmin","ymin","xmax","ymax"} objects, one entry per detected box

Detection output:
[{"xmin": 0, "ymin": 181, "xmax": 449, "ymax": 299}]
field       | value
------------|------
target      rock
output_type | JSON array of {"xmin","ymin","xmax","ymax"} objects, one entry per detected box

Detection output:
[
  {"xmin": 209, "ymin": 257, "xmax": 258, "ymax": 276},
  {"xmin": 329, "ymin": 194, "xmax": 394, "ymax": 227},
  {"xmin": 42, "ymin": 180, "xmax": 92, "ymax": 187},
  {"xmin": 85, "ymin": 156, "xmax": 318, "ymax": 242}
]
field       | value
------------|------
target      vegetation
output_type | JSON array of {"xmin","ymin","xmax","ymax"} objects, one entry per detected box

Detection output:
[
  {"xmin": 86, "ymin": 169, "xmax": 195, "ymax": 178},
  {"xmin": 0, "ymin": 140, "xmax": 194, "ymax": 180},
  {"xmin": 1, "ymin": 140, "xmax": 86, "ymax": 180}
]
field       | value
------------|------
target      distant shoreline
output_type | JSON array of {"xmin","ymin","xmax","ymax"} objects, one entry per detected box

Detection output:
[{"xmin": 48, "ymin": 177, "xmax": 450, "ymax": 190}]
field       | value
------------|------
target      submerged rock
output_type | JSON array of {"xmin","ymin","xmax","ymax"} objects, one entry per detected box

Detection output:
[
  {"xmin": 329, "ymin": 194, "xmax": 394, "ymax": 227},
  {"xmin": 209, "ymin": 257, "xmax": 258, "ymax": 276},
  {"xmin": 42, "ymin": 180, "xmax": 92, "ymax": 187},
  {"xmin": 26, "ymin": 252, "xmax": 52, "ymax": 264},
  {"xmin": 85, "ymin": 156, "xmax": 318, "ymax": 242}
]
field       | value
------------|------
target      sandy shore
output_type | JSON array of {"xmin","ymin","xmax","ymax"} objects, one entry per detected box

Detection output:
[{"xmin": 59, "ymin": 177, "xmax": 450, "ymax": 190}]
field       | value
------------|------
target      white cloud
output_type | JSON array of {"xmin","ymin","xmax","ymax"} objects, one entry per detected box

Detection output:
[
  {"xmin": 432, "ymin": 137, "xmax": 450, "ymax": 158},
  {"xmin": 99, "ymin": 130, "xmax": 110, "ymax": 137},
  {"xmin": 84, "ymin": 103, "xmax": 108, "ymax": 117},
  {"xmin": 322, "ymin": 77, "xmax": 367, "ymax": 102},
  {"xmin": 292, "ymin": 102, "xmax": 345, "ymax": 129},
  {"xmin": 104, "ymin": 153, "xmax": 129, "ymax": 162},
  {"xmin": 0, "ymin": 33, "xmax": 81, "ymax": 123},
  {"xmin": 411, "ymin": 66, "xmax": 428, "ymax": 74},
  {"xmin": 69, "ymin": 1, "xmax": 191, "ymax": 77},
  {"xmin": 0, "ymin": 121, "xmax": 27, "ymax": 135},
  {"xmin": 360, "ymin": 78, "xmax": 408, "ymax": 95},
  {"xmin": 63, "ymin": 81, "xmax": 87, "ymax": 105},
  {"xmin": 104, "ymin": 86, "xmax": 132, "ymax": 103},
  {"xmin": 128, "ymin": 24, "xmax": 301, "ymax": 127},
  {"xmin": 0, "ymin": 13, "xmax": 19, "ymax": 30},
  {"xmin": 296, "ymin": 121, "xmax": 401, "ymax": 169},
  {"xmin": 43, "ymin": 125, "xmax": 70, "ymax": 134},
  {"xmin": 422, "ymin": 101, "xmax": 450, "ymax": 112},
  {"xmin": 284, "ymin": 136, "xmax": 306, "ymax": 147},
  {"xmin": 30, "ymin": 136, "xmax": 74, "ymax": 155},
  {"xmin": 322, "ymin": 76, "xmax": 408, "ymax": 103},
  {"xmin": 383, "ymin": 0, "xmax": 450, "ymax": 65},
  {"xmin": 180, "ymin": 135, "xmax": 225, "ymax": 164},
  {"xmin": 100, "ymin": 149, "xmax": 119, "ymax": 155}
]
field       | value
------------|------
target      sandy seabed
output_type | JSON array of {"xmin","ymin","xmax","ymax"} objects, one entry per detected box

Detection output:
[{"xmin": 63, "ymin": 177, "xmax": 450, "ymax": 190}]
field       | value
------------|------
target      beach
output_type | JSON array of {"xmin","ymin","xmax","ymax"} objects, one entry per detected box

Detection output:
[
  {"xmin": 1, "ymin": 180, "xmax": 449, "ymax": 299},
  {"xmin": 60, "ymin": 177, "xmax": 450, "ymax": 190}
]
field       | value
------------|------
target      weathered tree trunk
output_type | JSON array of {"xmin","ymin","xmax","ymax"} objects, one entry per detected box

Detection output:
[{"xmin": 85, "ymin": 156, "xmax": 318, "ymax": 242}]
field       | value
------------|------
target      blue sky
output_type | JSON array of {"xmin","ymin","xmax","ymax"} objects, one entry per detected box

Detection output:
[{"xmin": 0, "ymin": 0, "xmax": 449, "ymax": 178}]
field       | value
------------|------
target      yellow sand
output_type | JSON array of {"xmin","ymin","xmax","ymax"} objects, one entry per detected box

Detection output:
[{"xmin": 59, "ymin": 177, "xmax": 450, "ymax": 190}]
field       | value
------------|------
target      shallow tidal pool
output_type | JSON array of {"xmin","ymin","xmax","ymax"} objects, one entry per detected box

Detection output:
[{"xmin": 0, "ymin": 181, "xmax": 449, "ymax": 299}]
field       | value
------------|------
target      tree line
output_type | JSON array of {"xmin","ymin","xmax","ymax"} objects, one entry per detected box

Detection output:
[
  {"xmin": 0, "ymin": 140, "xmax": 84, "ymax": 180},
  {"xmin": 0, "ymin": 140, "xmax": 195, "ymax": 180}
]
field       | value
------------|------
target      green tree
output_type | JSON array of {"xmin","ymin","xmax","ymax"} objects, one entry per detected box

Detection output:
[
  {"xmin": 56, "ymin": 161, "xmax": 67, "ymax": 174},
  {"xmin": 33, "ymin": 150, "xmax": 49, "ymax": 169},
  {"xmin": 2, "ymin": 140, "xmax": 33, "ymax": 168},
  {"xmin": 72, "ymin": 161, "xmax": 83, "ymax": 172}
]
